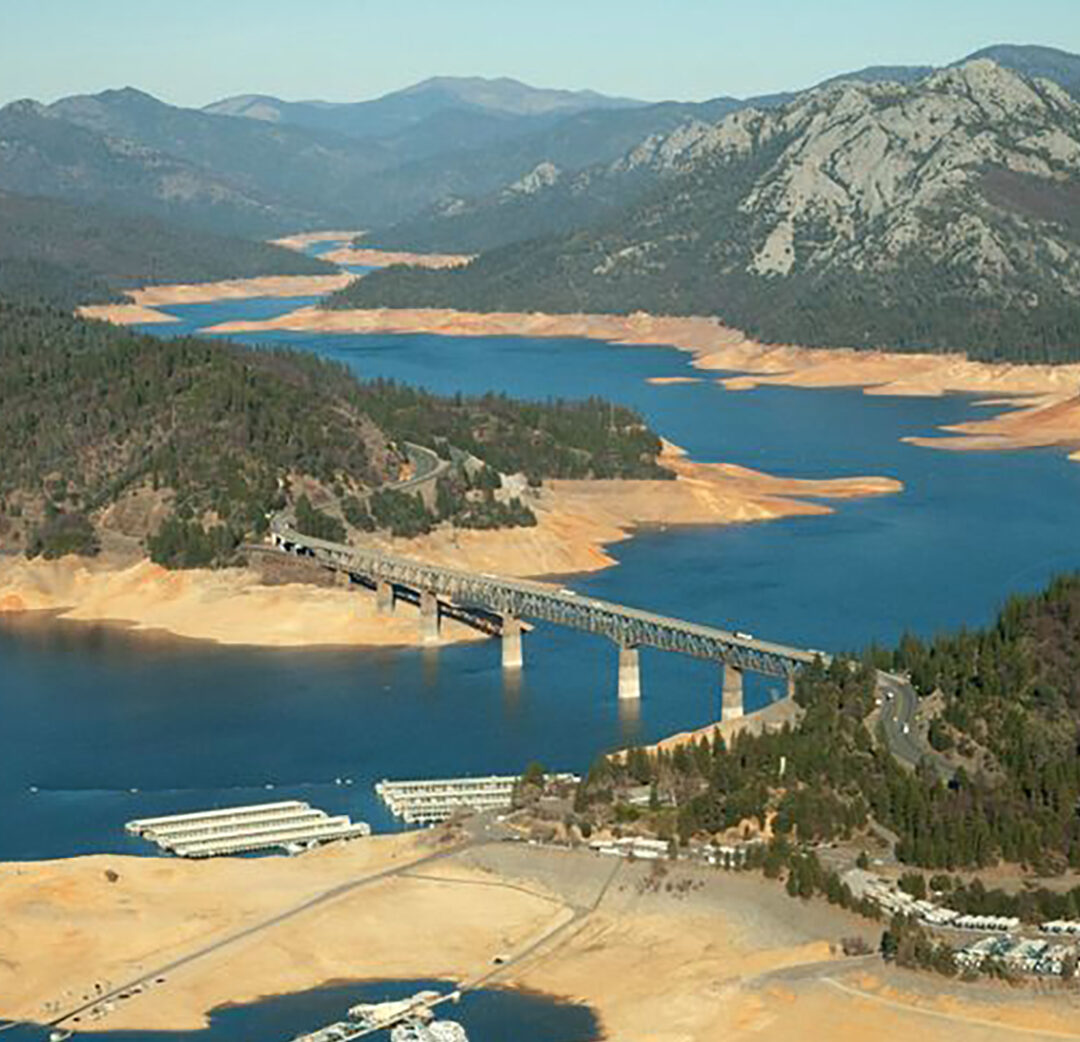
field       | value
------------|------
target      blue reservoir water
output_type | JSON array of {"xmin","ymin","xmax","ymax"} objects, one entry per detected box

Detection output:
[
  {"xmin": 3, "ymin": 980, "xmax": 599, "ymax": 1042},
  {"xmin": 4, "ymin": 295, "xmax": 1080, "ymax": 863}
]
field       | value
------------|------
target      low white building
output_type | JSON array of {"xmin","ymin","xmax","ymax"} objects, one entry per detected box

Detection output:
[
  {"xmin": 952, "ymin": 914, "xmax": 1020, "ymax": 932},
  {"xmin": 1041, "ymin": 919, "xmax": 1080, "ymax": 935},
  {"xmin": 956, "ymin": 935, "xmax": 1005, "ymax": 968},
  {"xmin": 590, "ymin": 836, "xmax": 671, "ymax": 860}
]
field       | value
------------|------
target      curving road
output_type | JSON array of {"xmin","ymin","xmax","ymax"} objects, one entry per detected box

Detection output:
[
  {"xmin": 875, "ymin": 671, "xmax": 952, "ymax": 781},
  {"xmin": 387, "ymin": 442, "xmax": 451, "ymax": 496}
]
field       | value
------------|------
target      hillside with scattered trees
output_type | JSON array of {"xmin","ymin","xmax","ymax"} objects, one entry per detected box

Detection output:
[
  {"xmin": 572, "ymin": 574, "xmax": 1080, "ymax": 873},
  {"xmin": 0, "ymin": 301, "xmax": 669, "ymax": 566}
]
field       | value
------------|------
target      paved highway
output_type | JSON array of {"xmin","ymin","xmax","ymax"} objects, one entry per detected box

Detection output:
[
  {"xmin": 389, "ymin": 442, "xmax": 451, "ymax": 495},
  {"xmin": 875, "ymin": 671, "xmax": 952, "ymax": 780}
]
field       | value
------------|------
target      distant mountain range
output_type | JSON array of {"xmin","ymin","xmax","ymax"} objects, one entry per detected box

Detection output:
[
  {"xmin": 3, "ymin": 49, "xmax": 1076, "ymax": 244},
  {"xmin": 3, "ymin": 48, "xmax": 1080, "ymax": 351},
  {"xmin": 336, "ymin": 60, "xmax": 1080, "ymax": 363},
  {"xmin": 368, "ymin": 46, "xmax": 1080, "ymax": 251},
  {"xmin": 0, "ymin": 88, "xmax": 392, "ymax": 237},
  {"xmin": 204, "ymin": 75, "xmax": 644, "ymax": 138}
]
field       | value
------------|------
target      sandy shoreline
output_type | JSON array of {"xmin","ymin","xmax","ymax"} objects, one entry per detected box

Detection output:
[
  {"xmin": 73, "ymin": 266, "xmax": 1080, "ymax": 460},
  {"xmin": 270, "ymin": 229, "xmax": 368, "ymax": 250},
  {"xmin": 320, "ymin": 245, "xmax": 475, "ymax": 268},
  {"xmin": 5, "ymin": 839, "xmax": 1079, "ymax": 1040},
  {"xmin": 203, "ymin": 305, "xmax": 1080, "ymax": 462},
  {"xmin": 0, "ymin": 555, "xmax": 486, "ymax": 649},
  {"xmin": 77, "ymin": 273, "xmax": 360, "ymax": 325},
  {"xmin": 0, "ymin": 448, "xmax": 898, "ymax": 649}
]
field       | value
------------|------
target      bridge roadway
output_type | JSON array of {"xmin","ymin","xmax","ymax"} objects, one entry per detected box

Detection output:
[{"xmin": 271, "ymin": 518, "xmax": 825, "ymax": 709}]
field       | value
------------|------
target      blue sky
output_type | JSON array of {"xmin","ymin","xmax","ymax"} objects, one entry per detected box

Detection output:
[{"xmin": 2, "ymin": 0, "xmax": 1078, "ymax": 107}]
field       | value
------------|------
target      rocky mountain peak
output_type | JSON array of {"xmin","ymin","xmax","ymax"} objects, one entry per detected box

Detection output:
[
  {"xmin": 713, "ymin": 59, "xmax": 1080, "ymax": 276},
  {"xmin": 504, "ymin": 161, "xmax": 561, "ymax": 196}
]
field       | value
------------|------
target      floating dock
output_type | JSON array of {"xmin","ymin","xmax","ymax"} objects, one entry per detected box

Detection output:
[
  {"xmin": 126, "ymin": 800, "xmax": 370, "ymax": 858},
  {"xmin": 376, "ymin": 776, "xmax": 518, "ymax": 824},
  {"xmin": 376, "ymin": 773, "xmax": 577, "ymax": 824}
]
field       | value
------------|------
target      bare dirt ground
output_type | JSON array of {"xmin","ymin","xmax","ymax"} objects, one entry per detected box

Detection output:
[
  {"xmin": 0, "ymin": 554, "xmax": 486, "ymax": 649},
  {"xmin": 646, "ymin": 696, "xmax": 804, "ymax": 755},
  {"xmin": 319, "ymin": 246, "xmax": 474, "ymax": 269},
  {"xmin": 380, "ymin": 446, "xmax": 900, "ymax": 579},
  {"xmin": 77, "ymin": 273, "xmax": 359, "ymax": 325},
  {"xmin": 6, "ymin": 840, "xmax": 1079, "ymax": 1040},
  {"xmin": 270, "ymin": 230, "xmax": 368, "ymax": 250}
]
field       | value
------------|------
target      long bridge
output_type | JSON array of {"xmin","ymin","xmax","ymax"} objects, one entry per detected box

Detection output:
[{"xmin": 270, "ymin": 518, "xmax": 825, "ymax": 717}]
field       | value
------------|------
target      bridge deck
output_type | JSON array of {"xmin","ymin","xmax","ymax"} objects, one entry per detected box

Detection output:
[{"xmin": 272, "ymin": 520, "xmax": 822, "ymax": 677}]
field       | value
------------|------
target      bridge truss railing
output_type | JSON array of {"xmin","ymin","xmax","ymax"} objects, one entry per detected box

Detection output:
[{"xmin": 273, "ymin": 521, "xmax": 817, "ymax": 679}]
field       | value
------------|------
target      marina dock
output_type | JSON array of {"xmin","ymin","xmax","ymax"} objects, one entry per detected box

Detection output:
[
  {"xmin": 126, "ymin": 800, "xmax": 370, "ymax": 858},
  {"xmin": 377, "ymin": 775, "xmax": 519, "ymax": 824},
  {"xmin": 376, "ymin": 773, "xmax": 577, "ymax": 824}
]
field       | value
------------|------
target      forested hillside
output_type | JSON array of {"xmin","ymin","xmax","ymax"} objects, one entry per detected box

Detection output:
[
  {"xmin": 0, "ymin": 302, "xmax": 668, "ymax": 564},
  {"xmin": 340, "ymin": 62, "xmax": 1080, "ymax": 363},
  {"xmin": 0, "ymin": 192, "xmax": 334, "ymax": 308},
  {"xmin": 576, "ymin": 574, "xmax": 1080, "ymax": 873}
]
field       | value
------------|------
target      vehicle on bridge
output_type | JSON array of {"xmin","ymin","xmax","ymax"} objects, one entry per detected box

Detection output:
[{"xmin": 270, "ymin": 515, "xmax": 828, "ymax": 713}]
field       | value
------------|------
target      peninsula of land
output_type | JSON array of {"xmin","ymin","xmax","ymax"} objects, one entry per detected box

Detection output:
[
  {"xmin": 270, "ymin": 230, "xmax": 369, "ymax": 250},
  {"xmin": 0, "ymin": 446, "xmax": 900, "ymax": 649},
  {"xmin": 319, "ymin": 245, "xmax": 475, "ymax": 269}
]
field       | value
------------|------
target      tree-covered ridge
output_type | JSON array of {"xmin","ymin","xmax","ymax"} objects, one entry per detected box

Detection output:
[
  {"xmin": 0, "ymin": 299, "xmax": 391, "ymax": 563},
  {"xmin": 353, "ymin": 379, "xmax": 669, "ymax": 483},
  {"xmin": 0, "ymin": 301, "xmax": 669, "ymax": 564},
  {"xmin": 333, "ymin": 62, "xmax": 1080, "ymax": 364},
  {"xmin": 884, "ymin": 575, "xmax": 1080, "ymax": 867},
  {"xmin": 575, "ymin": 574, "xmax": 1080, "ymax": 873},
  {"xmin": 0, "ymin": 190, "xmax": 335, "ymax": 310}
]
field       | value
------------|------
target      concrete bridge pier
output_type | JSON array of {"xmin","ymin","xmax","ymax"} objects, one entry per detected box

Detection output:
[
  {"xmin": 334, "ymin": 569, "xmax": 351, "ymax": 588},
  {"xmin": 501, "ymin": 615, "xmax": 523, "ymax": 670},
  {"xmin": 786, "ymin": 671, "xmax": 797, "ymax": 701},
  {"xmin": 376, "ymin": 579, "xmax": 395, "ymax": 615},
  {"xmin": 618, "ymin": 644, "xmax": 641, "ymax": 700},
  {"xmin": 420, "ymin": 589, "xmax": 440, "ymax": 644},
  {"xmin": 722, "ymin": 664, "xmax": 745, "ymax": 720}
]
